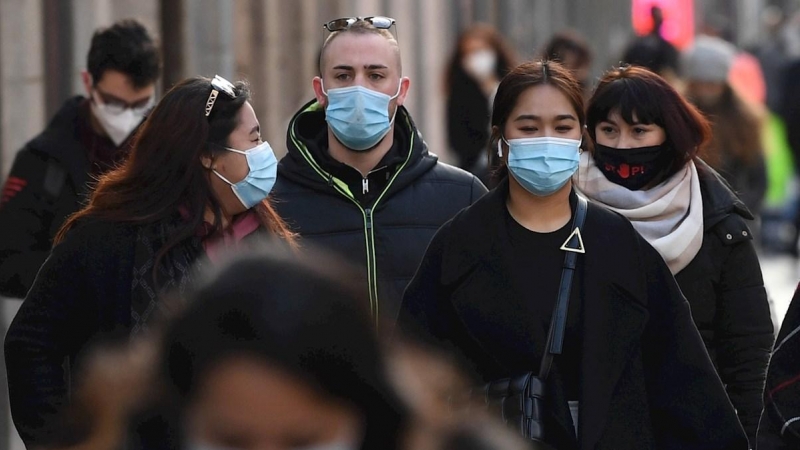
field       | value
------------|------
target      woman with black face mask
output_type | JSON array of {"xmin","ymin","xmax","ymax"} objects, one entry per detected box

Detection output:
[{"xmin": 574, "ymin": 65, "xmax": 774, "ymax": 445}]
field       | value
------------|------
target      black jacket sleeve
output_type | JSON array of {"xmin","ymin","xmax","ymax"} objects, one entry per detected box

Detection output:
[
  {"xmin": 714, "ymin": 236, "xmax": 774, "ymax": 442},
  {"xmin": 446, "ymin": 85, "xmax": 490, "ymax": 170},
  {"xmin": 5, "ymin": 224, "xmax": 97, "ymax": 448},
  {"xmin": 398, "ymin": 221, "xmax": 452, "ymax": 346},
  {"xmin": 0, "ymin": 149, "xmax": 66, "ymax": 298},
  {"xmin": 639, "ymin": 237, "xmax": 749, "ymax": 450},
  {"xmin": 757, "ymin": 285, "xmax": 800, "ymax": 450}
]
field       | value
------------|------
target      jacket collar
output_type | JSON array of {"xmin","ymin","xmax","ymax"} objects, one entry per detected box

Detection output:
[
  {"xmin": 695, "ymin": 158, "xmax": 754, "ymax": 230},
  {"xmin": 280, "ymin": 99, "xmax": 437, "ymax": 201},
  {"xmin": 29, "ymin": 96, "xmax": 92, "ymax": 189}
]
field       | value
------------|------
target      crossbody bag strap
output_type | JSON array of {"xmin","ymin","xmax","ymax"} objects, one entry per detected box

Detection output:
[{"xmin": 539, "ymin": 195, "xmax": 588, "ymax": 380}]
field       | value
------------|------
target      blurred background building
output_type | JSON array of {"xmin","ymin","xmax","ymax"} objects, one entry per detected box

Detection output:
[{"xmin": 0, "ymin": 0, "xmax": 792, "ymax": 177}]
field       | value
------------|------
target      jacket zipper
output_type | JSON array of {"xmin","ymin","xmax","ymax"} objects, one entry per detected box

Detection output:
[{"xmin": 289, "ymin": 105, "xmax": 416, "ymax": 327}]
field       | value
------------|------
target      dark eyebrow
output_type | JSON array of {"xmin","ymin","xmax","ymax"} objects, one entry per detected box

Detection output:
[
  {"xmin": 600, "ymin": 118, "xmax": 618, "ymax": 126},
  {"xmin": 249, "ymin": 125, "xmax": 260, "ymax": 135},
  {"xmin": 332, "ymin": 65, "xmax": 354, "ymax": 71},
  {"xmin": 97, "ymin": 91, "xmax": 127, "ymax": 104},
  {"xmin": 513, "ymin": 114, "xmax": 577, "ymax": 122},
  {"xmin": 365, "ymin": 64, "xmax": 389, "ymax": 70}
]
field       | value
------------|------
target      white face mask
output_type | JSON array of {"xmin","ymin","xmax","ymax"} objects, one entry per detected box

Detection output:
[
  {"xmin": 90, "ymin": 91, "xmax": 150, "ymax": 146},
  {"xmin": 464, "ymin": 49, "xmax": 497, "ymax": 80}
]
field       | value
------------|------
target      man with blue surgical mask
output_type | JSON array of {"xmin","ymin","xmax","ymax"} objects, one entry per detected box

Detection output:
[
  {"xmin": 0, "ymin": 20, "xmax": 159, "ymax": 299},
  {"xmin": 273, "ymin": 17, "xmax": 486, "ymax": 331}
]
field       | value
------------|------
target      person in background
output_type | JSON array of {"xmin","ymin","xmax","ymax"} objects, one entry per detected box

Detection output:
[
  {"xmin": 0, "ymin": 19, "xmax": 160, "ymax": 299},
  {"xmin": 273, "ymin": 17, "xmax": 486, "ymax": 332},
  {"xmin": 540, "ymin": 30, "xmax": 593, "ymax": 97},
  {"xmin": 400, "ymin": 60, "xmax": 747, "ymax": 449},
  {"xmin": 682, "ymin": 35, "xmax": 767, "ymax": 218},
  {"xmin": 575, "ymin": 65, "xmax": 773, "ymax": 444},
  {"xmin": 5, "ymin": 75, "xmax": 294, "ymax": 448},
  {"xmin": 444, "ymin": 23, "xmax": 517, "ymax": 184},
  {"xmin": 621, "ymin": 6, "xmax": 682, "ymax": 89}
]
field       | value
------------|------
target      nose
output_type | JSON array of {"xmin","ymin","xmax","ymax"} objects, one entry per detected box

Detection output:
[{"xmin": 615, "ymin": 135, "xmax": 635, "ymax": 149}]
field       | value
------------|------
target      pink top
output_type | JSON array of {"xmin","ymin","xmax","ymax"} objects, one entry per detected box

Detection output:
[{"xmin": 201, "ymin": 211, "xmax": 262, "ymax": 263}]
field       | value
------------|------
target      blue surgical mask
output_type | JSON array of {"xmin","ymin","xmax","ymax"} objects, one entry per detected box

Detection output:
[
  {"xmin": 212, "ymin": 140, "xmax": 278, "ymax": 209},
  {"xmin": 322, "ymin": 82, "xmax": 401, "ymax": 151},
  {"xmin": 504, "ymin": 136, "xmax": 581, "ymax": 196}
]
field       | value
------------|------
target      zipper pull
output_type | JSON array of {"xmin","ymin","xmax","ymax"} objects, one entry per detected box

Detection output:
[
  {"xmin": 362, "ymin": 178, "xmax": 369, "ymax": 194},
  {"xmin": 365, "ymin": 208, "xmax": 372, "ymax": 230}
]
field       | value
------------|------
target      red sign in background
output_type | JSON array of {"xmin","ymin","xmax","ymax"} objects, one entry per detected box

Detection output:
[{"xmin": 632, "ymin": 0, "xmax": 695, "ymax": 49}]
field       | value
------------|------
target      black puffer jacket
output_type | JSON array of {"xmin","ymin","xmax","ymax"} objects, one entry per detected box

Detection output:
[
  {"xmin": 272, "ymin": 100, "xmax": 486, "ymax": 329},
  {"xmin": 0, "ymin": 97, "xmax": 92, "ymax": 298},
  {"xmin": 673, "ymin": 162, "xmax": 774, "ymax": 442}
]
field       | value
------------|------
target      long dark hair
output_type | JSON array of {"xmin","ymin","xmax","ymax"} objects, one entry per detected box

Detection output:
[
  {"xmin": 693, "ymin": 84, "xmax": 763, "ymax": 168},
  {"xmin": 57, "ymin": 76, "xmax": 294, "ymax": 265},
  {"xmin": 586, "ymin": 66, "xmax": 712, "ymax": 180},
  {"xmin": 160, "ymin": 245, "xmax": 409, "ymax": 449}
]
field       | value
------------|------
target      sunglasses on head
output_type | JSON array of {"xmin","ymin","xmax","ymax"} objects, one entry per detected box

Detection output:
[
  {"xmin": 204, "ymin": 75, "xmax": 237, "ymax": 117},
  {"xmin": 323, "ymin": 16, "xmax": 396, "ymax": 32}
]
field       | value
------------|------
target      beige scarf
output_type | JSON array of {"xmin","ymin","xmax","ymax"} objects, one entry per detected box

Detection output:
[{"xmin": 574, "ymin": 152, "xmax": 704, "ymax": 274}]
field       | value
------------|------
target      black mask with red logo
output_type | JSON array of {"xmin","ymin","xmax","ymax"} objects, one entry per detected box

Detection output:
[{"xmin": 592, "ymin": 143, "xmax": 671, "ymax": 190}]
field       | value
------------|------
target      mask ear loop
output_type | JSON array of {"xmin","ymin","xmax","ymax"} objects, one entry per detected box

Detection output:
[{"xmin": 497, "ymin": 136, "xmax": 509, "ymax": 158}]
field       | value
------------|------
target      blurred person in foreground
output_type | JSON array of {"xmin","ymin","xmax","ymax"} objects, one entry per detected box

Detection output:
[
  {"xmin": 0, "ymin": 19, "xmax": 160, "ymax": 299},
  {"xmin": 444, "ymin": 23, "xmax": 517, "ymax": 183},
  {"xmin": 682, "ymin": 35, "xmax": 767, "ymax": 218},
  {"xmin": 5, "ymin": 75, "xmax": 294, "ymax": 448},
  {"xmin": 273, "ymin": 17, "xmax": 486, "ymax": 332},
  {"xmin": 126, "ymin": 246, "xmax": 527, "ymax": 450},
  {"xmin": 574, "ymin": 65, "xmax": 772, "ymax": 444}
]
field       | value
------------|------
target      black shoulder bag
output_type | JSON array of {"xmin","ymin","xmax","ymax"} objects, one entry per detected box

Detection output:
[{"xmin": 478, "ymin": 195, "xmax": 587, "ymax": 443}]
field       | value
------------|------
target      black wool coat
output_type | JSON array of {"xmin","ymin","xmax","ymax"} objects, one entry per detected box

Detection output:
[
  {"xmin": 4, "ymin": 216, "xmax": 237, "ymax": 448},
  {"xmin": 399, "ymin": 179, "xmax": 748, "ymax": 450}
]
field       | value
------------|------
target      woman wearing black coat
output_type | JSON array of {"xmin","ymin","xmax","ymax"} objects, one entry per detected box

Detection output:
[
  {"xmin": 399, "ymin": 60, "xmax": 747, "ymax": 450},
  {"xmin": 574, "ymin": 66, "xmax": 773, "ymax": 444},
  {"xmin": 4, "ymin": 76, "xmax": 294, "ymax": 448},
  {"xmin": 445, "ymin": 24, "xmax": 516, "ymax": 185}
]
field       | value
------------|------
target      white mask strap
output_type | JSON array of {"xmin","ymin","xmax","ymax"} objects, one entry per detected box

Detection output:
[
  {"xmin": 212, "ymin": 169, "xmax": 235, "ymax": 186},
  {"xmin": 497, "ymin": 137, "xmax": 509, "ymax": 158}
]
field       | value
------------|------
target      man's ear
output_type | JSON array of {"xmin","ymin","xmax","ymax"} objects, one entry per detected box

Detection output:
[
  {"xmin": 394, "ymin": 77, "xmax": 411, "ymax": 107},
  {"xmin": 312, "ymin": 77, "xmax": 327, "ymax": 107},
  {"xmin": 81, "ymin": 71, "xmax": 93, "ymax": 97}
]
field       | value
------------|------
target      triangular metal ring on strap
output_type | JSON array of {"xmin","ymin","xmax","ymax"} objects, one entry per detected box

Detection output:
[{"xmin": 560, "ymin": 227, "xmax": 585, "ymax": 254}]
